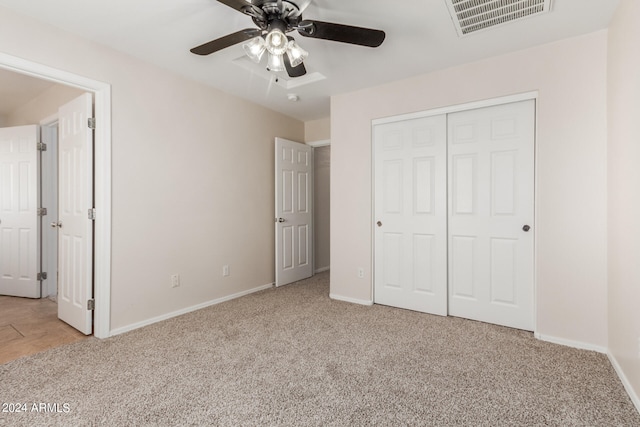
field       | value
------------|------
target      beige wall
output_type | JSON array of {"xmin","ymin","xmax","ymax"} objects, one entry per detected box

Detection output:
[
  {"xmin": 305, "ymin": 117, "xmax": 330, "ymax": 142},
  {"xmin": 608, "ymin": 0, "xmax": 640, "ymax": 405},
  {"xmin": 331, "ymin": 31, "xmax": 609, "ymax": 349},
  {"xmin": 0, "ymin": 6, "xmax": 304, "ymax": 331},
  {"xmin": 5, "ymin": 84, "xmax": 85, "ymax": 126}
]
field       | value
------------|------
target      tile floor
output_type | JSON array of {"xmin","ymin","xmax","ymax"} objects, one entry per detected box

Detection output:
[{"xmin": 0, "ymin": 295, "xmax": 88, "ymax": 364}]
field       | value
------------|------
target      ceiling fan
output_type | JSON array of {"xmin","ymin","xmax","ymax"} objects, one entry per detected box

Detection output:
[{"xmin": 190, "ymin": 0, "xmax": 386, "ymax": 78}]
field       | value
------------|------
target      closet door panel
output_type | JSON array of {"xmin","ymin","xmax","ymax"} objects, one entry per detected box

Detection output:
[
  {"xmin": 448, "ymin": 100, "xmax": 535, "ymax": 331},
  {"xmin": 373, "ymin": 115, "xmax": 448, "ymax": 316}
]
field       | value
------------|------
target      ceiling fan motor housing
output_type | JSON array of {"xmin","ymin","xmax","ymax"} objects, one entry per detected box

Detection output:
[{"xmin": 248, "ymin": 0, "xmax": 303, "ymax": 32}]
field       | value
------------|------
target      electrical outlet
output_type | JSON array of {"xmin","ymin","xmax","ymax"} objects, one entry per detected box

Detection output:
[
  {"xmin": 222, "ymin": 265, "xmax": 230, "ymax": 277},
  {"xmin": 171, "ymin": 274, "xmax": 180, "ymax": 288},
  {"xmin": 357, "ymin": 268, "xmax": 364, "ymax": 279}
]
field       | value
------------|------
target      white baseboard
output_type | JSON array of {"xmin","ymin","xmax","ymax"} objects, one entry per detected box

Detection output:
[
  {"xmin": 608, "ymin": 352, "xmax": 640, "ymax": 414},
  {"xmin": 314, "ymin": 266, "xmax": 330, "ymax": 273},
  {"xmin": 329, "ymin": 293, "xmax": 373, "ymax": 306},
  {"xmin": 534, "ymin": 332, "xmax": 607, "ymax": 354},
  {"xmin": 109, "ymin": 283, "xmax": 274, "ymax": 337}
]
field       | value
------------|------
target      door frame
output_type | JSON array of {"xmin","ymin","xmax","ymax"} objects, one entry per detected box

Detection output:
[
  {"xmin": 371, "ymin": 91, "xmax": 538, "ymax": 330},
  {"xmin": 0, "ymin": 52, "xmax": 112, "ymax": 339}
]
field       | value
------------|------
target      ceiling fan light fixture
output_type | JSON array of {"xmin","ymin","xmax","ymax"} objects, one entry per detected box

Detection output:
[
  {"xmin": 267, "ymin": 52, "xmax": 285, "ymax": 72},
  {"xmin": 191, "ymin": 1, "xmax": 385, "ymax": 80},
  {"xmin": 265, "ymin": 28, "xmax": 288, "ymax": 55},
  {"xmin": 286, "ymin": 40, "xmax": 308, "ymax": 68},
  {"xmin": 242, "ymin": 36, "xmax": 266, "ymax": 63}
]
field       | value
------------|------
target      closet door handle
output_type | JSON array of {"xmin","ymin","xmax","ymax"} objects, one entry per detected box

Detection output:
[
  {"xmin": 522, "ymin": 225, "xmax": 531, "ymax": 232},
  {"xmin": 377, "ymin": 221, "xmax": 382, "ymax": 227}
]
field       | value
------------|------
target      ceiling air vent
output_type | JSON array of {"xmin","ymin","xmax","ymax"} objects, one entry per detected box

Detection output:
[{"xmin": 445, "ymin": 0, "xmax": 552, "ymax": 36}]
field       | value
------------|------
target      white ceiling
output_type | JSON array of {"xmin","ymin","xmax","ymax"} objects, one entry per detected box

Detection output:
[{"xmin": 0, "ymin": 0, "xmax": 620, "ymax": 122}]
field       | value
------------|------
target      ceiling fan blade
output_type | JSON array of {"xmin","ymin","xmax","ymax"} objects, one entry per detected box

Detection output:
[
  {"xmin": 191, "ymin": 29, "xmax": 262, "ymax": 56},
  {"xmin": 284, "ymin": 54, "xmax": 307, "ymax": 78},
  {"xmin": 216, "ymin": 0, "xmax": 252, "ymax": 13},
  {"xmin": 297, "ymin": 20, "xmax": 385, "ymax": 47}
]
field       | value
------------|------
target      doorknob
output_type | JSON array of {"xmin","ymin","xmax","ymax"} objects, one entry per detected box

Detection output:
[
  {"xmin": 278, "ymin": 218, "xmax": 286, "ymax": 223},
  {"xmin": 377, "ymin": 221, "xmax": 382, "ymax": 227},
  {"xmin": 522, "ymin": 225, "xmax": 531, "ymax": 232},
  {"xmin": 50, "ymin": 221, "xmax": 62, "ymax": 228}
]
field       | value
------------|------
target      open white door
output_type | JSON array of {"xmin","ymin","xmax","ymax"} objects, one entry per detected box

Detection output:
[
  {"xmin": 275, "ymin": 138, "xmax": 313, "ymax": 287},
  {"xmin": 0, "ymin": 125, "xmax": 41, "ymax": 298},
  {"xmin": 448, "ymin": 100, "xmax": 535, "ymax": 331},
  {"xmin": 373, "ymin": 115, "xmax": 448, "ymax": 315},
  {"xmin": 57, "ymin": 93, "xmax": 94, "ymax": 335}
]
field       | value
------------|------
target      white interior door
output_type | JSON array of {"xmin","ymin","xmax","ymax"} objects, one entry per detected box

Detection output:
[
  {"xmin": 275, "ymin": 137, "xmax": 313, "ymax": 287},
  {"xmin": 0, "ymin": 125, "xmax": 41, "ymax": 298},
  {"xmin": 448, "ymin": 100, "xmax": 535, "ymax": 331},
  {"xmin": 373, "ymin": 115, "xmax": 448, "ymax": 315},
  {"xmin": 57, "ymin": 93, "xmax": 93, "ymax": 335}
]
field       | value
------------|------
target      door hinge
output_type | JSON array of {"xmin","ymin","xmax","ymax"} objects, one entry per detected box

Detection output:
[
  {"xmin": 37, "ymin": 142, "xmax": 47, "ymax": 151},
  {"xmin": 37, "ymin": 272, "xmax": 48, "ymax": 281},
  {"xmin": 37, "ymin": 207, "xmax": 48, "ymax": 216},
  {"xmin": 88, "ymin": 208, "xmax": 96, "ymax": 220},
  {"xmin": 87, "ymin": 299, "xmax": 95, "ymax": 311},
  {"xmin": 88, "ymin": 117, "xmax": 96, "ymax": 130}
]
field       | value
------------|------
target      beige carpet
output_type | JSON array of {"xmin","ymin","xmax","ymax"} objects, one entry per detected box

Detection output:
[{"xmin": 1, "ymin": 271, "xmax": 638, "ymax": 426}]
